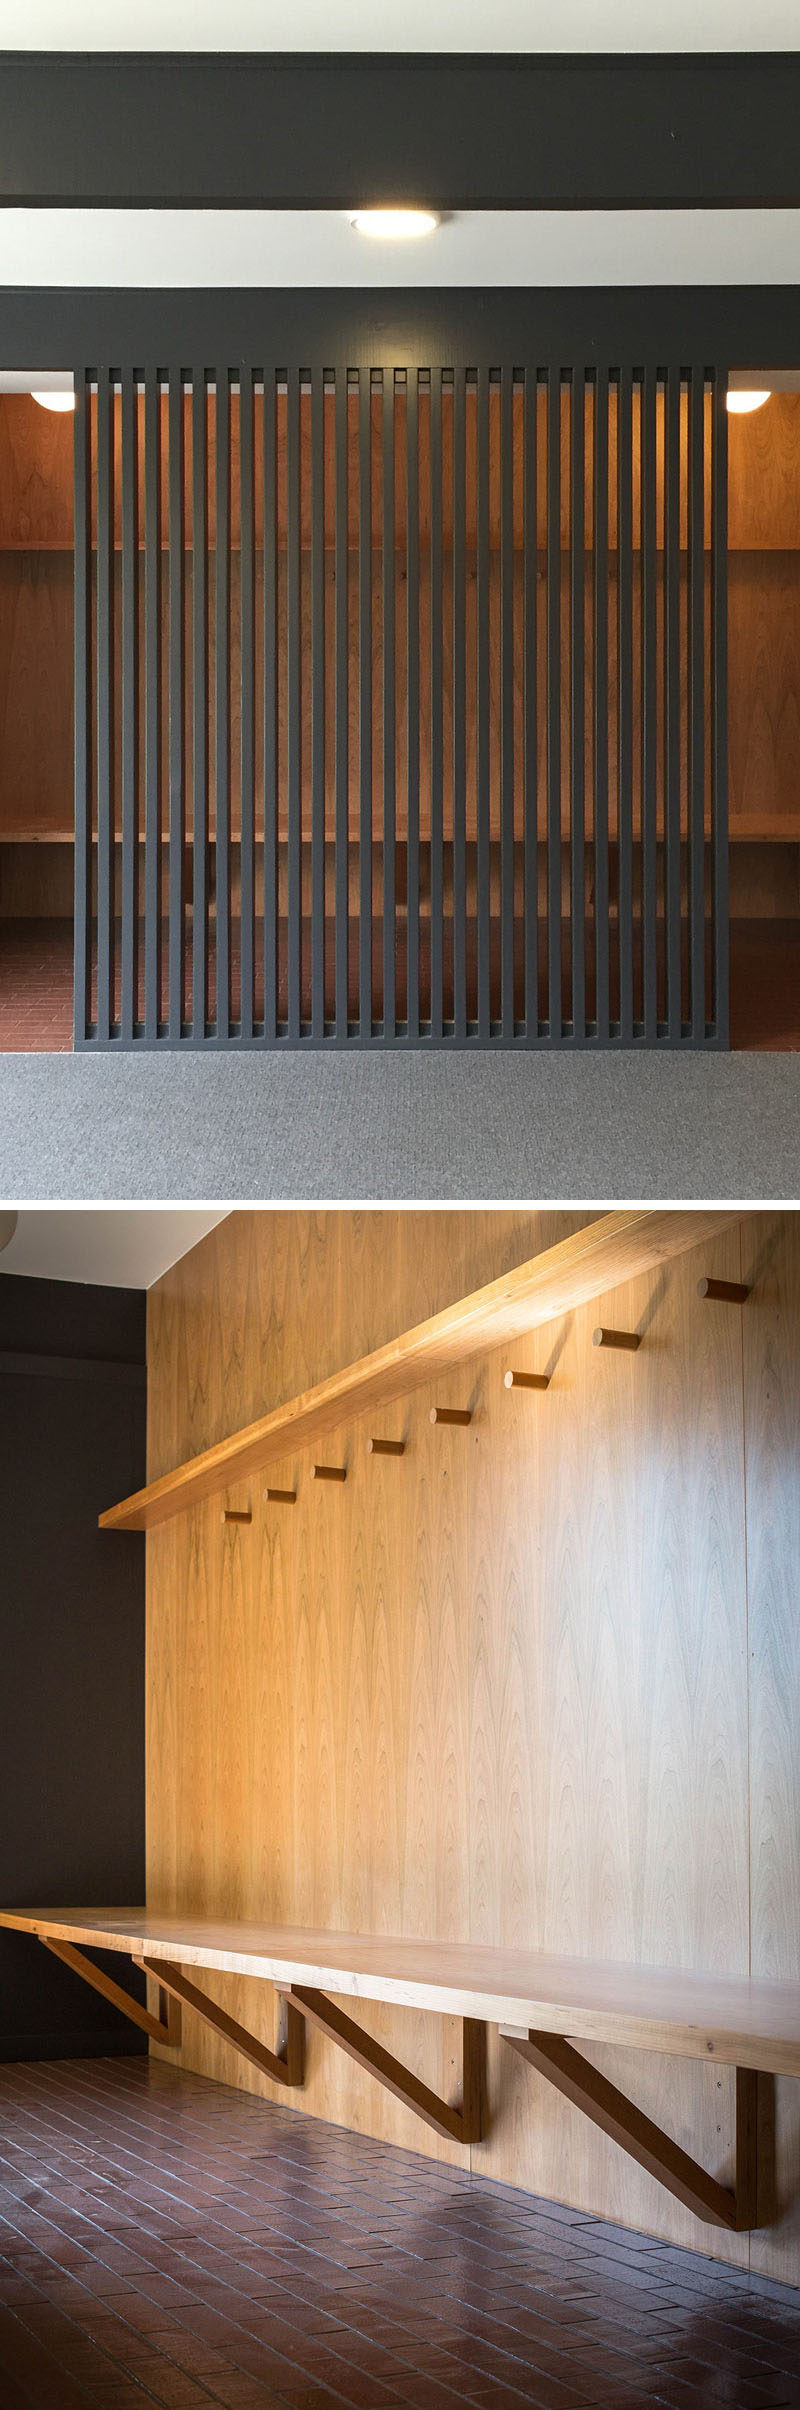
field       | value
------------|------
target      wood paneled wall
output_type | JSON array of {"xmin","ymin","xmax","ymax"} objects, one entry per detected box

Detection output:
[
  {"xmin": 2, "ymin": 392, "xmax": 800, "ymax": 861},
  {"xmin": 145, "ymin": 1209, "xmax": 800, "ymax": 2281}
]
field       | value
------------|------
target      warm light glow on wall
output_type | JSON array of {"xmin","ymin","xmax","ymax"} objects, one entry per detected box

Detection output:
[
  {"xmin": 31, "ymin": 390, "xmax": 76, "ymax": 413},
  {"xmin": 725, "ymin": 390, "xmax": 771, "ymax": 415},
  {"xmin": 350, "ymin": 208, "xmax": 439, "ymax": 240}
]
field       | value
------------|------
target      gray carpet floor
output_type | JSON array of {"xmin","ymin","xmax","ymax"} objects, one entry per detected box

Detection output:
[{"xmin": 1, "ymin": 1051, "xmax": 799, "ymax": 1201}]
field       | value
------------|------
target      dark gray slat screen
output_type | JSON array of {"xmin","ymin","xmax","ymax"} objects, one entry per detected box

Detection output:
[{"xmin": 73, "ymin": 357, "xmax": 728, "ymax": 1049}]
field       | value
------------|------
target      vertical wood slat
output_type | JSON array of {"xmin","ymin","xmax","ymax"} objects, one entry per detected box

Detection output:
[
  {"xmin": 546, "ymin": 367, "xmax": 562, "ymax": 1041},
  {"xmin": 167, "ymin": 368, "xmax": 184, "ymax": 1045},
  {"xmin": 286, "ymin": 364, "xmax": 301, "ymax": 1043},
  {"xmin": 665, "ymin": 365, "xmax": 682, "ymax": 1042},
  {"xmin": 476, "ymin": 364, "xmax": 490, "ymax": 1039},
  {"xmin": 382, "ymin": 370, "xmax": 396, "ymax": 1042},
  {"xmin": 711, "ymin": 373, "xmax": 729, "ymax": 1046},
  {"xmin": 239, "ymin": 362, "xmax": 255, "ymax": 1042},
  {"xmin": 617, "ymin": 365, "xmax": 634, "ymax": 1045},
  {"xmin": 452, "ymin": 365, "xmax": 467, "ymax": 1043},
  {"xmin": 143, "ymin": 368, "xmax": 162, "ymax": 1045},
  {"xmin": 192, "ymin": 371, "xmax": 208, "ymax": 1045},
  {"xmin": 311, "ymin": 366, "xmax": 326, "ymax": 1043},
  {"xmin": 500, "ymin": 365, "xmax": 515, "ymax": 1040},
  {"xmin": 72, "ymin": 374, "xmax": 92, "ymax": 1046},
  {"xmin": 335, "ymin": 369, "xmax": 349, "ymax": 1042},
  {"xmin": 524, "ymin": 366, "xmax": 538, "ymax": 1042},
  {"xmin": 689, "ymin": 369, "xmax": 706, "ymax": 1043},
  {"xmin": 406, "ymin": 368, "xmax": 420, "ymax": 1042},
  {"xmin": 570, "ymin": 367, "xmax": 585, "ymax": 1041},
  {"xmin": 358, "ymin": 366, "xmax": 372, "ymax": 1039},
  {"xmin": 641, "ymin": 363, "xmax": 658, "ymax": 1042},
  {"xmin": 593, "ymin": 365, "xmax": 610, "ymax": 1044},
  {"xmin": 263, "ymin": 366, "xmax": 278, "ymax": 1045},
  {"xmin": 429, "ymin": 367, "xmax": 444, "ymax": 1039},
  {"xmin": 95, "ymin": 366, "xmax": 114, "ymax": 1043},
  {"xmin": 215, "ymin": 368, "xmax": 231, "ymax": 1043},
  {"xmin": 119, "ymin": 369, "xmax": 138, "ymax": 1045}
]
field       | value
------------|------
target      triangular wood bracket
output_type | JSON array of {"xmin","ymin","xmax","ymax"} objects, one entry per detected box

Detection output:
[
  {"xmin": 41, "ymin": 1937, "xmax": 181, "ymax": 2048},
  {"xmin": 285, "ymin": 1983, "xmax": 485, "ymax": 2144},
  {"xmin": 500, "ymin": 2027, "xmax": 762, "ymax": 2231},
  {"xmin": 138, "ymin": 1955, "xmax": 305, "ymax": 2088}
]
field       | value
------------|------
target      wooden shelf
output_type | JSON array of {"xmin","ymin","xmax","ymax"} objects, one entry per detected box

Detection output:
[
  {"xmin": 99, "ymin": 1208, "xmax": 737, "ymax": 1533},
  {"xmin": 0, "ymin": 1906, "xmax": 797, "ymax": 2078}
]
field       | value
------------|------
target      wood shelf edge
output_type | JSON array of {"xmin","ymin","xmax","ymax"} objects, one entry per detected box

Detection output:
[{"xmin": 98, "ymin": 1209, "xmax": 739, "ymax": 1535}]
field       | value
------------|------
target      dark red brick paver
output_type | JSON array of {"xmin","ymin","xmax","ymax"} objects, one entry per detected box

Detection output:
[
  {"xmin": 0, "ymin": 2060, "xmax": 798, "ymax": 2409},
  {"xmin": 4, "ymin": 917, "xmax": 800, "ymax": 1053}
]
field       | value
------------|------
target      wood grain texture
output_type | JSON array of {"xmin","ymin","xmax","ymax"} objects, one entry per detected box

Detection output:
[
  {"xmin": 3, "ymin": 387, "xmax": 800, "ymax": 868},
  {"xmin": 468, "ymin": 1219, "xmax": 752, "ymax": 2259},
  {"xmin": 138, "ymin": 1208, "xmax": 800, "ymax": 2282},
  {"xmin": 728, "ymin": 397, "xmax": 800, "ymax": 553},
  {"xmin": 138, "ymin": 1955, "xmax": 304, "ymax": 2086},
  {"xmin": 728, "ymin": 555, "xmax": 800, "ymax": 840},
  {"xmin": 0, "ymin": 554, "xmax": 72, "ymax": 841},
  {"xmin": 145, "ymin": 1211, "xmax": 583, "ymax": 2165},
  {"xmin": 40, "ymin": 1936, "xmax": 180, "ymax": 2048},
  {"xmin": 5, "ymin": 1906, "xmax": 798, "ymax": 2076},
  {"xmin": 0, "ymin": 397, "xmax": 73, "ymax": 551},
  {"xmin": 741, "ymin": 1214, "xmax": 800, "ymax": 2284},
  {"xmin": 500, "ymin": 2029, "xmax": 743, "ymax": 2230},
  {"xmin": 100, "ymin": 1211, "xmax": 736, "ymax": 1530},
  {"xmin": 4, "ymin": 384, "xmax": 797, "ymax": 557}
]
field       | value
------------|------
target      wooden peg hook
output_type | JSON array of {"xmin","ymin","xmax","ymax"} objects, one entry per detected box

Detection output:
[
  {"xmin": 311, "ymin": 1463, "xmax": 347, "ymax": 1484},
  {"xmin": 593, "ymin": 1328, "xmax": 641, "ymax": 1352},
  {"xmin": 697, "ymin": 1277, "xmax": 750, "ymax": 1305},
  {"xmin": 367, "ymin": 1437, "xmax": 406, "ymax": 1457},
  {"xmin": 504, "ymin": 1370, "xmax": 550, "ymax": 1392},
  {"xmin": 264, "ymin": 1487, "xmax": 297, "ymax": 1505},
  {"xmin": 221, "ymin": 1507, "xmax": 252, "ymax": 1525},
  {"xmin": 430, "ymin": 1406, "xmax": 472, "ymax": 1426}
]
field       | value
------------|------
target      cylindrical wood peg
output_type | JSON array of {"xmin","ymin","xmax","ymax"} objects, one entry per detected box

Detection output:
[
  {"xmin": 592, "ymin": 1328, "xmax": 641, "ymax": 1352},
  {"xmin": 367, "ymin": 1437, "xmax": 406, "ymax": 1456},
  {"xmin": 264, "ymin": 1487, "xmax": 297, "ymax": 1505},
  {"xmin": 429, "ymin": 1406, "xmax": 472, "ymax": 1426},
  {"xmin": 221, "ymin": 1507, "xmax": 252, "ymax": 1525},
  {"xmin": 504, "ymin": 1370, "xmax": 550, "ymax": 1392},
  {"xmin": 697, "ymin": 1277, "xmax": 750, "ymax": 1305},
  {"xmin": 311, "ymin": 1463, "xmax": 347, "ymax": 1483}
]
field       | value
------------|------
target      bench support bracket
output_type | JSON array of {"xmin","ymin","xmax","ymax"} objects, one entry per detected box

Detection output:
[
  {"xmin": 41, "ymin": 1937, "xmax": 181, "ymax": 2049},
  {"xmin": 500, "ymin": 2028, "xmax": 761, "ymax": 2231},
  {"xmin": 285, "ymin": 1983, "xmax": 484, "ymax": 2144},
  {"xmin": 139, "ymin": 1955, "xmax": 305, "ymax": 2088}
]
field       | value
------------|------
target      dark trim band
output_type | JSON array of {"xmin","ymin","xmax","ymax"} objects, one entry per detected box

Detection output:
[
  {"xmin": 1, "ymin": 54, "xmax": 800, "ymax": 210},
  {"xmin": 0, "ymin": 285, "xmax": 798, "ymax": 371}
]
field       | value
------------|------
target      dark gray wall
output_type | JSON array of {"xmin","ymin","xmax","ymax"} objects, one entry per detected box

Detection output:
[{"xmin": 0, "ymin": 1272, "xmax": 147, "ymax": 2058}]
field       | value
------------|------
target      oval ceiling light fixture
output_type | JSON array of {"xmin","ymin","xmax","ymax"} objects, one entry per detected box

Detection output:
[
  {"xmin": 350, "ymin": 207, "xmax": 440, "ymax": 241},
  {"xmin": 31, "ymin": 390, "xmax": 76, "ymax": 413},
  {"xmin": 726, "ymin": 389, "xmax": 771, "ymax": 414}
]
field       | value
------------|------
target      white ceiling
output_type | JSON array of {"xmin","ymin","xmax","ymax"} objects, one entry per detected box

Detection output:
[
  {"xmin": 0, "ymin": 1, "xmax": 794, "ymax": 46},
  {"xmin": 0, "ymin": 1208, "xmax": 228, "ymax": 1289},
  {"xmin": 3, "ymin": 207, "xmax": 800, "ymax": 288}
]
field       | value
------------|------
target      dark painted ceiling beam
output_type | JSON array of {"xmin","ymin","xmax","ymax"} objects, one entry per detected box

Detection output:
[{"xmin": 1, "ymin": 52, "xmax": 800, "ymax": 209}]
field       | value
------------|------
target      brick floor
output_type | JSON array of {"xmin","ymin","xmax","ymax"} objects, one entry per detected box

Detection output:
[
  {"xmin": 3, "ymin": 917, "xmax": 800, "ymax": 1052},
  {"xmin": 0, "ymin": 2063, "xmax": 798, "ymax": 2410},
  {"xmin": 0, "ymin": 922, "xmax": 72, "ymax": 1050}
]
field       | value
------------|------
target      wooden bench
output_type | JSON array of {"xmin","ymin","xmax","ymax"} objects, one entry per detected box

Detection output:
[{"xmin": 3, "ymin": 1906, "xmax": 798, "ymax": 2234}]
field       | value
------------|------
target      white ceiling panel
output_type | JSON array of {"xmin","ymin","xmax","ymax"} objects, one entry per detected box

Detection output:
[
  {"xmin": 0, "ymin": 3, "xmax": 794, "ymax": 49},
  {"xmin": 2, "ymin": 207, "xmax": 800, "ymax": 288},
  {"xmin": 0, "ymin": 1208, "xmax": 228, "ymax": 1289}
]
